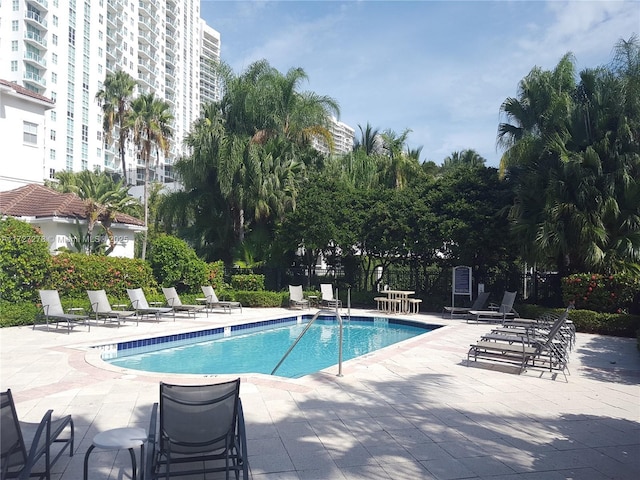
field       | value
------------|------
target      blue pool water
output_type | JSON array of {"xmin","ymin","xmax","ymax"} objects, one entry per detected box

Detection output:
[{"xmin": 103, "ymin": 316, "xmax": 436, "ymax": 378}]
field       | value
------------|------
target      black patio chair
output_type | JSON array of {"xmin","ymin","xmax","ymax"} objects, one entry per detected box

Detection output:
[{"xmin": 0, "ymin": 389, "xmax": 74, "ymax": 480}]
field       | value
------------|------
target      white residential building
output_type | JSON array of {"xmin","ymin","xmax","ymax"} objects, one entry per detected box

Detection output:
[
  {"xmin": 0, "ymin": 79, "xmax": 55, "ymax": 191},
  {"xmin": 312, "ymin": 116, "xmax": 355, "ymax": 156},
  {"xmin": 0, "ymin": 0, "xmax": 220, "ymax": 189}
]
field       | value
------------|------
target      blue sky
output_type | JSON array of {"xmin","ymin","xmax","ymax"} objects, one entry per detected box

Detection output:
[{"xmin": 200, "ymin": 0, "xmax": 639, "ymax": 166}]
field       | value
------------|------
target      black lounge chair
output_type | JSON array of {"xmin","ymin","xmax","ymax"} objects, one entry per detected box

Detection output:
[
  {"xmin": 162, "ymin": 287, "xmax": 207, "ymax": 318},
  {"xmin": 126, "ymin": 288, "xmax": 174, "ymax": 322},
  {"xmin": 1, "ymin": 389, "xmax": 74, "ymax": 480},
  {"xmin": 87, "ymin": 289, "xmax": 137, "ymax": 327}
]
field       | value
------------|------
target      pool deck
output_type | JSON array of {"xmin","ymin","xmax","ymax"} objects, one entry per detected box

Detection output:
[{"xmin": 1, "ymin": 307, "xmax": 639, "ymax": 479}]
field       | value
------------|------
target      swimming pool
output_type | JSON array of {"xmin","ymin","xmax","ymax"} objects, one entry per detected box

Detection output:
[{"xmin": 99, "ymin": 315, "xmax": 438, "ymax": 378}]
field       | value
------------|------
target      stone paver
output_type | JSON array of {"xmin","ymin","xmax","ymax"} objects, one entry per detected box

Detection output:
[{"xmin": 1, "ymin": 307, "xmax": 638, "ymax": 479}]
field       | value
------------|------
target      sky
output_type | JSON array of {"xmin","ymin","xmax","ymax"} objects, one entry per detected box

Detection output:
[{"xmin": 200, "ymin": 0, "xmax": 639, "ymax": 167}]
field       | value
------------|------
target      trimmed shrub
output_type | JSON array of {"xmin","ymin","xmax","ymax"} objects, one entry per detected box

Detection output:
[
  {"xmin": 234, "ymin": 290, "xmax": 283, "ymax": 307},
  {"xmin": 568, "ymin": 309, "xmax": 640, "ymax": 337},
  {"xmin": 0, "ymin": 218, "xmax": 52, "ymax": 302},
  {"xmin": 147, "ymin": 235, "xmax": 208, "ymax": 293},
  {"xmin": 45, "ymin": 252, "xmax": 157, "ymax": 298},
  {"xmin": 0, "ymin": 301, "xmax": 40, "ymax": 327},
  {"xmin": 231, "ymin": 274, "xmax": 264, "ymax": 291}
]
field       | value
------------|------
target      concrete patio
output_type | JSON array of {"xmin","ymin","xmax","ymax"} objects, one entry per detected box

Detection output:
[{"xmin": 1, "ymin": 307, "xmax": 639, "ymax": 479}]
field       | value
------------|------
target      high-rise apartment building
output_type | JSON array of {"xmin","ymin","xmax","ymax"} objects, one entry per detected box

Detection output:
[
  {"xmin": 0, "ymin": 0, "xmax": 220, "ymax": 186},
  {"xmin": 312, "ymin": 116, "xmax": 355, "ymax": 156}
]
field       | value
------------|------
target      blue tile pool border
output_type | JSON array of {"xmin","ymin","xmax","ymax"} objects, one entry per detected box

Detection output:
[{"xmin": 93, "ymin": 314, "xmax": 441, "ymax": 360}]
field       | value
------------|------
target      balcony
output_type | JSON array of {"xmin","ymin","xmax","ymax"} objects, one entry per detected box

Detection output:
[
  {"xmin": 165, "ymin": 53, "xmax": 175, "ymax": 67},
  {"xmin": 24, "ymin": 10, "xmax": 48, "ymax": 29},
  {"xmin": 24, "ymin": 70, "xmax": 46, "ymax": 89},
  {"xmin": 165, "ymin": 66, "xmax": 175, "ymax": 81},
  {"xmin": 23, "ymin": 51, "xmax": 47, "ymax": 67},
  {"xmin": 24, "ymin": 31, "xmax": 47, "ymax": 48},
  {"xmin": 26, "ymin": 0, "xmax": 48, "ymax": 12}
]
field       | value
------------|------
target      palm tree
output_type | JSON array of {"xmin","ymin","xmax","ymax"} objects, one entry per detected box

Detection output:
[
  {"xmin": 95, "ymin": 70, "xmax": 137, "ymax": 184},
  {"xmin": 128, "ymin": 93, "xmax": 173, "ymax": 259},
  {"xmin": 442, "ymin": 149, "xmax": 486, "ymax": 171},
  {"xmin": 354, "ymin": 123, "xmax": 381, "ymax": 155},
  {"xmin": 50, "ymin": 170, "xmax": 141, "ymax": 254}
]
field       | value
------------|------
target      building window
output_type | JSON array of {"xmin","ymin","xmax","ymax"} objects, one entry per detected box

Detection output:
[
  {"xmin": 52, "ymin": 34, "xmax": 58, "ymax": 46},
  {"xmin": 51, "ymin": 72, "xmax": 57, "ymax": 83},
  {"xmin": 99, "ymin": 14, "xmax": 103, "ymax": 24},
  {"xmin": 12, "ymin": 20, "xmax": 19, "ymax": 31},
  {"xmin": 98, "ymin": 47, "xmax": 103, "ymax": 57},
  {"xmin": 24, "ymin": 122, "xmax": 38, "ymax": 145},
  {"xmin": 53, "ymin": 15, "xmax": 59, "ymax": 27},
  {"xmin": 51, "ymin": 111, "xmax": 57, "ymax": 121},
  {"xmin": 11, "ymin": 40, "xmax": 18, "ymax": 51},
  {"xmin": 82, "ymin": 125, "xmax": 88, "ymax": 142},
  {"xmin": 11, "ymin": 61, "xmax": 18, "ymax": 72},
  {"xmin": 49, "ymin": 168, "xmax": 56, "ymax": 178},
  {"xmin": 50, "ymin": 150, "xmax": 56, "ymax": 160},
  {"xmin": 51, "ymin": 92, "xmax": 57, "ymax": 101},
  {"xmin": 13, "ymin": 0, "xmax": 19, "ymax": 11},
  {"xmin": 69, "ymin": 27, "xmax": 75, "ymax": 46},
  {"xmin": 51, "ymin": 130, "xmax": 57, "ymax": 141},
  {"xmin": 52, "ymin": 53, "xmax": 58, "ymax": 64}
]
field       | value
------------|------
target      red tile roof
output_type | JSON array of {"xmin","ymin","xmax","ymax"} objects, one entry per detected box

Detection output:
[
  {"xmin": 0, "ymin": 184, "xmax": 144, "ymax": 226},
  {"xmin": 0, "ymin": 79, "xmax": 55, "ymax": 105}
]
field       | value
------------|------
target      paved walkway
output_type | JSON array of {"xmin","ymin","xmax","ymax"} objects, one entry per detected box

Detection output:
[{"xmin": 1, "ymin": 308, "xmax": 639, "ymax": 479}]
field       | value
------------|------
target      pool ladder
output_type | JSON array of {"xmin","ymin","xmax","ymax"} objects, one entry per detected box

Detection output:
[{"xmin": 271, "ymin": 301, "xmax": 347, "ymax": 377}]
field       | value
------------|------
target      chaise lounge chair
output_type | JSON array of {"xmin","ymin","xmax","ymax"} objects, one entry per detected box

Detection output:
[
  {"xmin": 288, "ymin": 285, "xmax": 310, "ymax": 310},
  {"xmin": 320, "ymin": 284, "xmax": 342, "ymax": 309},
  {"xmin": 126, "ymin": 288, "xmax": 174, "ymax": 322},
  {"xmin": 162, "ymin": 287, "xmax": 207, "ymax": 318},
  {"xmin": 36, "ymin": 289, "xmax": 90, "ymax": 333},
  {"xmin": 468, "ymin": 291, "xmax": 518, "ymax": 323},
  {"xmin": 1, "ymin": 389, "xmax": 75, "ymax": 480},
  {"xmin": 467, "ymin": 308, "xmax": 571, "ymax": 380},
  {"xmin": 147, "ymin": 379, "xmax": 249, "ymax": 479},
  {"xmin": 87, "ymin": 289, "xmax": 138, "ymax": 327},
  {"xmin": 442, "ymin": 291, "xmax": 490, "ymax": 319},
  {"xmin": 200, "ymin": 286, "xmax": 242, "ymax": 314}
]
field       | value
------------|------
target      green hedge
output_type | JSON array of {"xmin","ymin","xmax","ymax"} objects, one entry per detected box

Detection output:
[
  {"xmin": 562, "ymin": 273, "xmax": 639, "ymax": 313},
  {"xmin": 231, "ymin": 274, "xmax": 264, "ymax": 291},
  {"xmin": 234, "ymin": 290, "xmax": 284, "ymax": 307},
  {"xmin": 147, "ymin": 235, "xmax": 208, "ymax": 292},
  {"xmin": 45, "ymin": 252, "xmax": 158, "ymax": 298},
  {"xmin": 0, "ymin": 218, "xmax": 52, "ymax": 302}
]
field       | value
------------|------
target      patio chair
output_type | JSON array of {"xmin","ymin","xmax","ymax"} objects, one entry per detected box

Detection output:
[
  {"xmin": 320, "ymin": 284, "xmax": 342, "ymax": 309},
  {"xmin": 162, "ymin": 287, "xmax": 207, "ymax": 318},
  {"xmin": 288, "ymin": 285, "xmax": 309, "ymax": 310},
  {"xmin": 87, "ymin": 289, "xmax": 138, "ymax": 327},
  {"xmin": 442, "ymin": 291, "xmax": 490, "ymax": 319},
  {"xmin": 147, "ymin": 379, "xmax": 249, "ymax": 479},
  {"xmin": 36, "ymin": 290, "xmax": 89, "ymax": 334},
  {"xmin": 468, "ymin": 308, "xmax": 571, "ymax": 380},
  {"xmin": 1, "ymin": 389, "xmax": 74, "ymax": 480},
  {"xmin": 468, "ymin": 291, "xmax": 518, "ymax": 323},
  {"xmin": 200, "ymin": 286, "xmax": 242, "ymax": 314},
  {"xmin": 126, "ymin": 288, "xmax": 174, "ymax": 322}
]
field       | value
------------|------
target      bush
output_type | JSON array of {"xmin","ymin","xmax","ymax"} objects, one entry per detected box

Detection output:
[
  {"xmin": 234, "ymin": 290, "xmax": 283, "ymax": 307},
  {"xmin": 45, "ymin": 253, "xmax": 157, "ymax": 298},
  {"xmin": 0, "ymin": 301, "xmax": 40, "ymax": 327},
  {"xmin": 147, "ymin": 235, "xmax": 208, "ymax": 293},
  {"xmin": 231, "ymin": 274, "xmax": 264, "ymax": 291},
  {"xmin": 562, "ymin": 273, "xmax": 639, "ymax": 313},
  {"xmin": 0, "ymin": 218, "xmax": 52, "ymax": 302},
  {"xmin": 568, "ymin": 309, "xmax": 640, "ymax": 337},
  {"xmin": 206, "ymin": 261, "xmax": 226, "ymax": 289}
]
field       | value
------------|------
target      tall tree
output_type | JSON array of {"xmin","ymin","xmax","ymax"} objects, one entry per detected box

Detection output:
[
  {"xmin": 95, "ymin": 70, "xmax": 137, "ymax": 184},
  {"xmin": 128, "ymin": 93, "xmax": 173, "ymax": 259},
  {"xmin": 49, "ymin": 170, "xmax": 141, "ymax": 254}
]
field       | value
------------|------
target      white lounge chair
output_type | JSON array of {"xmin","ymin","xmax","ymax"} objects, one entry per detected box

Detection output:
[
  {"xmin": 320, "ymin": 283, "xmax": 342, "ymax": 309},
  {"xmin": 162, "ymin": 287, "xmax": 207, "ymax": 318},
  {"xmin": 87, "ymin": 289, "xmax": 137, "ymax": 326},
  {"xmin": 36, "ymin": 289, "xmax": 89, "ymax": 333},
  {"xmin": 288, "ymin": 285, "xmax": 310, "ymax": 310},
  {"xmin": 200, "ymin": 286, "xmax": 242, "ymax": 313},
  {"xmin": 126, "ymin": 288, "xmax": 174, "ymax": 321}
]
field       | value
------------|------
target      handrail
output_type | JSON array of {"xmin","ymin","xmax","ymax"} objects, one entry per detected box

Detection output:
[{"xmin": 271, "ymin": 306, "xmax": 344, "ymax": 376}]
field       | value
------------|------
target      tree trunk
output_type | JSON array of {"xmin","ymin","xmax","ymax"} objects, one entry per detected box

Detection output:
[{"xmin": 141, "ymin": 155, "xmax": 149, "ymax": 260}]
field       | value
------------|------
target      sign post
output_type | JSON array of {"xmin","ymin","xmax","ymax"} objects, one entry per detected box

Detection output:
[{"xmin": 451, "ymin": 266, "xmax": 472, "ymax": 309}]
